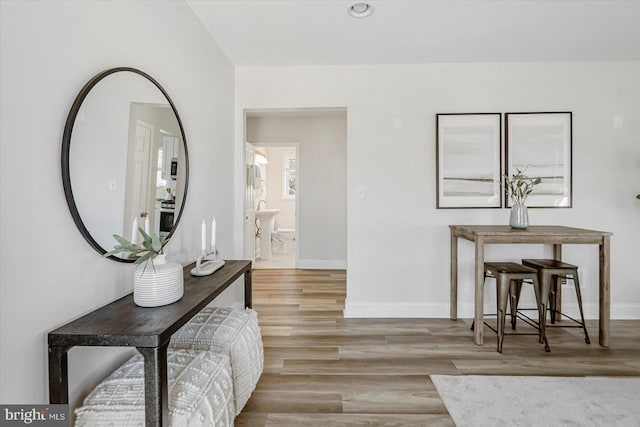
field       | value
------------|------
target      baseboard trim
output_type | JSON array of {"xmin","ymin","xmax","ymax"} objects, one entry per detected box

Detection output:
[
  {"xmin": 344, "ymin": 302, "xmax": 450, "ymax": 318},
  {"xmin": 297, "ymin": 259, "xmax": 347, "ymax": 270},
  {"xmin": 344, "ymin": 302, "xmax": 640, "ymax": 319}
]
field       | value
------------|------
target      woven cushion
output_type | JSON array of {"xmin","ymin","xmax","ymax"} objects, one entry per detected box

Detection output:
[
  {"xmin": 74, "ymin": 349, "xmax": 234, "ymax": 427},
  {"xmin": 170, "ymin": 307, "xmax": 264, "ymax": 415}
]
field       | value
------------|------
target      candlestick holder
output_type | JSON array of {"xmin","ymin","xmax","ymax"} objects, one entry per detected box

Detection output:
[{"xmin": 190, "ymin": 247, "xmax": 225, "ymax": 276}]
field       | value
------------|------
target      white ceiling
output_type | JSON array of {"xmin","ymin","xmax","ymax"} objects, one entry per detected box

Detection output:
[{"xmin": 186, "ymin": 0, "xmax": 640, "ymax": 67}]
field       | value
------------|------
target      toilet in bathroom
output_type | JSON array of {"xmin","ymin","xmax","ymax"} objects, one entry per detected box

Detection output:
[{"xmin": 271, "ymin": 228, "xmax": 295, "ymax": 254}]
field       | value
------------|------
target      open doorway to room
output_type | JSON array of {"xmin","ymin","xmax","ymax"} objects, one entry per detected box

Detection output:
[
  {"xmin": 243, "ymin": 108, "xmax": 347, "ymax": 271},
  {"xmin": 251, "ymin": 144, "xmax": 297, "ymax": 269}
]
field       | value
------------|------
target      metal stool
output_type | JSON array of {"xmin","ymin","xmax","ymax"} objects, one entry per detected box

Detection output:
[
  {"xmin": 480, "ymin": 262, "xmax": 550, "ymax": 353},
  {"xmin": 521, "ymin": 259, "xmax": 590, "ymax": 344}
]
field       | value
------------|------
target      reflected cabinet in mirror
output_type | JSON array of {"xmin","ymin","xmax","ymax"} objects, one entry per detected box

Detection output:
[{"xmin": 62, "ymin": 68, "xmax": 189, "ymax": 262}]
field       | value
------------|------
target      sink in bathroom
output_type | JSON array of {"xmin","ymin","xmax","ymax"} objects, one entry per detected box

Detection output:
[
  {"xmin": 255, "ymin": 209, "xmax": 280, "ymax": 220},
  {"xmin": 255, "ymin": 209, "xmax": 280, "ymax": 260}
]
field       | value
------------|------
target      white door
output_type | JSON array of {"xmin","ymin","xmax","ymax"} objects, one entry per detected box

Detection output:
[
  {"xmin": 245, "ymin": 143, "xmax": 256, "ymax": 261},
  {"xmin": 123, "ymin": 120, "xmax": 154, "ymax": 239}
]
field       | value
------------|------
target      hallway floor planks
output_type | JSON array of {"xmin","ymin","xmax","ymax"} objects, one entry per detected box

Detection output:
[{"xmin": 236, "ymin": 269, "xmax": 640, "ymax": 426}]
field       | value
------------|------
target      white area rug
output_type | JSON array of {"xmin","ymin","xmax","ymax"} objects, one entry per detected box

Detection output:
[{"xmin": 431, "ymin": 375, "xmax": 640, "ymax": 427}]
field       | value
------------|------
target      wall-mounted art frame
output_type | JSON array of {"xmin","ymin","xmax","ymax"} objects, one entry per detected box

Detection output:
[
  {"xmin": 505, "ymin": 112, "xmax": 572, "ymax": 208},
  {"xmin": 436, "ymin": 113, "xmax": 502, "ymax": 208}
]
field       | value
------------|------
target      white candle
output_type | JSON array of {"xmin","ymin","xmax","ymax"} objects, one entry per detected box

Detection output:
[
  {"xmin": 211, "ymin": 217, "xmax": 216, "ymax": 250},
  {"xmin": 201, "ymin": 219, "xmax": 206, "ymax": 252},
  {"xmin": 144, "ymin": 216, "xmax": 150, "ymax": 235},
  {"xmin": 131, "ymin": 217, "xmax": 139, "ymax": 245}
]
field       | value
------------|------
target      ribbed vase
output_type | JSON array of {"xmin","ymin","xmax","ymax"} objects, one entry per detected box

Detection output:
[
  {"xmin": 509, "ymin": 203, "xmax": 529, "ymax": 229},
  {"xmin": 133, "ymin": 254, "xmax": 184, "ymax": 307}
]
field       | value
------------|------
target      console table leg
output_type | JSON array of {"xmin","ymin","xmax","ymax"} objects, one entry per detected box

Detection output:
[
  {"xmin": 48, "ymin": 345, "xmax": 69, "ymax": 404},
  {"xmin": 244, "ymin": 268, "xmax": 253, "ymax": 309},
  {"xmin": 137, "ymin": 343, "xmax": 169, "ymax": 427}
]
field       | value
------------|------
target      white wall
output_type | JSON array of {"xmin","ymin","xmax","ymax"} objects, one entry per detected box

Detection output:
[
  {"xmin": 0, "ymin": 0, "xmax": 239, "ymax": 408},
  {"xmin": 247, "ymin": 115, "xmax": 348, "ymax": 268},
  {"xmin": 236, "ymin": 62, "xmax": 640, "ymax": 319}
]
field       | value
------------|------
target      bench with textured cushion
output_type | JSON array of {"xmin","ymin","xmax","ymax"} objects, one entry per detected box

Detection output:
[
  {"xmin": 170, "ymin": 307, "xmax": 264, "ymax": 415},
  {"xmin": 74, "ymin": 349, "xmax": 234, "ymax": 426}
]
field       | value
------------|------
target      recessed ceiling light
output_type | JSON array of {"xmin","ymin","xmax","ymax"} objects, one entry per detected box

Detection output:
[{"xmin": 348, "ymin": 2, "xmax": 374, "ymax": 18}]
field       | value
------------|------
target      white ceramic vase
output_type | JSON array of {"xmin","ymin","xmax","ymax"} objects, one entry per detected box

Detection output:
[
  {"xmin": 133, "ymin": 254, "xmax": 184, "ymax": 307},
  {"xmin": 509, "ymin": 203, "xmax": 529, "ymax": 229}
]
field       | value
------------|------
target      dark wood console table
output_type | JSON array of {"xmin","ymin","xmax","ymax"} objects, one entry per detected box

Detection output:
[
  {"xmin": 48, "ymin": 259, "xmax": 252, "ymax": 427},
  {"xmin": 449, "ymin": 225, "xmax": 612, "ymax": 347}
]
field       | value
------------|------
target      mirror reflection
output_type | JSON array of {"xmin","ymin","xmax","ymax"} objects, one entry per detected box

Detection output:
[{"xmin": 65, "ymin": 69, "xmax": 188, "ymax": 261}]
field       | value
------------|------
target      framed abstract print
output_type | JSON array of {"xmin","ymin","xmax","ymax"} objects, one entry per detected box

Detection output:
[
  {"xmin": 505, "ymin": 112, "xmax": 572, "ymax": 207},
  {"xmin": 436, "ymin": 113, "xmax": 502, "ymax": 208}
]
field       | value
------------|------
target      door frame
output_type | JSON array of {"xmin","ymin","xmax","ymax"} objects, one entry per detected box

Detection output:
[
  {"xmin": 244, "ymin": 142, "xmax": 257, "ymax": 262},
  {"xmin": 244, "ymin": 142, "xmax": 300, "ymax": 268}
]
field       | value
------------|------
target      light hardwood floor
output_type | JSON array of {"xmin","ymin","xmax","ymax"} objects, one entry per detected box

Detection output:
[{"xmin": 236, "ymin": 269, "xmax": 640, "ymax": 426}]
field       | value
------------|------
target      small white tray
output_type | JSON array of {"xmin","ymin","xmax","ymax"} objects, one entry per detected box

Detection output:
[{"xmin": 190, "ymin": 259, "xmax": 225, "ymax": 276}]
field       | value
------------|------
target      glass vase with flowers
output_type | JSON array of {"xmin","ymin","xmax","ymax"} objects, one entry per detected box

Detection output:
[{"xmin": 504, "ymin": 168, "xmax": 541, "ymax": 229}]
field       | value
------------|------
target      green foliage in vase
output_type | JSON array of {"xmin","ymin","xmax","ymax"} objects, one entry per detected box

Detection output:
[
  {"xmin": 104, "ymin": 228, "xmax": 168, "ymax": 265},
  {"xmin": 637, "ymin": 194, "xmax": 640, "ymax": 200},
  {"xmin": 504, "ymin": 168, "xmax": 542, "ymax": 205}
]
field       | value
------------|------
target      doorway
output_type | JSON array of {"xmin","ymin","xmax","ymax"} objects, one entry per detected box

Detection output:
[
  {"xmin": 243, "ymin": 108, "xmax": 347, "ymax": 271},
  {"xmin": 251, "ymin": 144, "xmax": 298, "ymax": 269}
]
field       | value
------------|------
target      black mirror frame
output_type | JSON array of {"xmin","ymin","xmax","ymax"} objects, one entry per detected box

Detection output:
[{"xmin": 61, "ymin": 67, "xmax": 189, "ymax": 262}]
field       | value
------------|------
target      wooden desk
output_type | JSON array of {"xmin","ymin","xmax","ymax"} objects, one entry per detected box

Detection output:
[
  {"xmin": 449, "ymin": 226, "xmax": 612, "ymax": 347},
  {"xmin": 48, "ymin": 259, "xmax": 252, "ymax": 427}
]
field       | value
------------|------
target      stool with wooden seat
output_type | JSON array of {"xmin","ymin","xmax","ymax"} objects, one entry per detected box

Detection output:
[
  {"xmin": 521, "ymin": 259, "xmax": 590, "ymax": 344},
  {"xmin": 481, "ymin": 262, "xmax": 551, "ymax": 353}
]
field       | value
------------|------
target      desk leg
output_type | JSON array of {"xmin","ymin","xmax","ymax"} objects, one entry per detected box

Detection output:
[
  {"xmin": 450, "ymin": 230, "xmax": 458, "ymax": 320},
  {"xmin": 553, "ymin": 244, "xmax": 563, "ymax": 322},
  {"xmin": 599, "ymin": 236, "xmax": 611, "ymax": 347},
  {"xmin": 48, "ymin": 345, "xmax": 69, "ymax": 404},
  {"xmin": 244, "ymin": 268, "xmax": 253, "ymax": 309},
  {"xmin": 474, "ymin": 238, "xmax": 485, "ymax": 345},
  {"xmin": 137, "ymin": 343, "xmax": 169, "ymax": 427}
]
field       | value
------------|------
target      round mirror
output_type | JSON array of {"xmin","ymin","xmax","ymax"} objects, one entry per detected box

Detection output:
[{"xmin": 62, "ymin": 67, "xmax": 189, "ymax": 262}]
